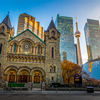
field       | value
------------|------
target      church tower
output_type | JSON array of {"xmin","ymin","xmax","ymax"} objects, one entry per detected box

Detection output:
[
  {"xmin": 0, "ymin": 13, "xmax": 14, "ymax": 81},
  {"xmin": 44, "ymin": 19, "xmax": 62, "ymax": 84}
]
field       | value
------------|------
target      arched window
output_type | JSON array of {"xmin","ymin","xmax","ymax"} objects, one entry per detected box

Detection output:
[
  {"xmin": 52, "ymin": 47, "xmax": 54, "ymax": 58},
  {"xmin": 13, "ymin": 44, "xmax": 17, "ymax": 52},
  {"xmin": 0, "ymin": 44, "xmax": 2, "ymax": 54},
  {"xmin": 38, "ymin": 46, "xmax": 40, "ymax": 54},
  {"xmin": 54, "ymin": 66, "xmax": 55, "ymax": 72},
  {"xmin": 51, "ymin": 77, "xmax": 54, "ymax": 81},
  {"xmin": 50, "ymin": 66, "xmax": 52, "ymax": 72},
  {"xmin": 41, "ymin": 47, "xmax": 42, "ymax": 54},
  {"xmin": 52, "ymin": 31, "xmax": 55, "ymax": 37},
  {"xmin": 2, "ymin": 26, "xmax": 4, "ymax": 31}
]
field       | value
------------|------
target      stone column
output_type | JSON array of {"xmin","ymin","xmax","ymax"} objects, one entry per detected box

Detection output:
[
  {"xmin": 19, "ymin": 46, "xmax": 21, "ymax": 53},
  {"xmin": 32, "ymin": 47, "xmax": 34, "ymax": 54},
  {"xmin": 29, "ymin": 76, "xmax": 32, "ymax": 82},
  {"xmin": 42, "ymin": 76, "xmax": 44, "ymax": 82},
  {"xmin": 34, "ymin": 47, "xmax": 35, "ymax": 54},
  {"xmin": 16, "ymin": 75, "xmax": 19, "ymax": 82},
  {"xmin": 41, "ymin": 47, "xmax": 42, "ymax": 54},
  {"xmin": 4, "ymin": 74, "xmax": 7, "ymax": 81},
  {"xmin": 17, "ymin": 45, "xmax": 19, "ymax": 53},
  {"xmin": 11, "ymin": 45, "xmax": 13, "ymax": 52}
]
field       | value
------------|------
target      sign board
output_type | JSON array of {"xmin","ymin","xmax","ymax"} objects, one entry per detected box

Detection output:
[{"xmin": 74, "ymin": 74, "xmax": 82, "ymax": 84}]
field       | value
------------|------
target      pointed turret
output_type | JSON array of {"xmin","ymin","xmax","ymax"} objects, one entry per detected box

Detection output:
[
  {"xmin": 47, "ymin": 19, "xmax": 57, "ymax": 31},
  {"xmin": 45, "ymin": 19, "xmax": 60, "ymax": 33},
  {"xmin": 2, "ymin": 13, "xmax": 12, "ymax": 29}
]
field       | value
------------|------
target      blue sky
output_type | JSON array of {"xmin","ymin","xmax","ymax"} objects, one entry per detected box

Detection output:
[{"xmin": 0, "ymin": 0, "xmax": 100, "ymax": 64}]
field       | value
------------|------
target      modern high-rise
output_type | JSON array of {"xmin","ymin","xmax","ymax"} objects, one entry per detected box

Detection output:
[
  {"xmin": 55, "ymin": 14, "xmax": 76, "ymax": 63},
  {"xmin": 17, "ymin": 13, "xmax": 44, "ymax": 40},
  {"xmin": 84, "ymin": 19, "xmax": 100, "ymax": 61}
]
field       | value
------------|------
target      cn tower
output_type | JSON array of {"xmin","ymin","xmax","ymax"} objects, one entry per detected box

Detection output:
[{"xmin": 75, "ymin": 16, "xmax": 82, "ymax": 66}]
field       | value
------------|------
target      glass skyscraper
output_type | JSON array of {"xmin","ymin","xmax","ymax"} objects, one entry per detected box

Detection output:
[
  {"xmin": 55, "ymin": 14, "xmax": 76, "ymax": 63},
  {"xmin": 84, "ymin": 19, "xmax": 100, "ymax": 61}
]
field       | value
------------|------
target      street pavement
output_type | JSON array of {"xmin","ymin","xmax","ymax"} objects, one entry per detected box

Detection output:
[
  {"xmin": 0, "ymin": 93, "xmax": 100, "ymax": 100},
  {"xmin": 0, "ymin": 88, "xmax": 100, "ymax": 100}
]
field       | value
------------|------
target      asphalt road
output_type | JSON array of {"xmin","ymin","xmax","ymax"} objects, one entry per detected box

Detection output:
[{"xmin": 0, "ymin": 94, "xmax": 100, "ymax": 100}]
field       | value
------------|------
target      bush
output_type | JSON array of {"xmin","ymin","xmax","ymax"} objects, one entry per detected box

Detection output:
[{"xmin": 52, "ymin": 83, "xmax": 61, "ymax": 87}]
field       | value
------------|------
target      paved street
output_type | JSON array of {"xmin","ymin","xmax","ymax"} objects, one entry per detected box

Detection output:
[
  {"xmin": 0, "ymin": 89, "xmax": 100, "ymax": 100},
  {"xmin": 0, "ymin": 93, "xmax": 100, "ymax": 100},
  {"xmin": 0, "ymin": 88, "xmax": 100, "ymax": 100}
]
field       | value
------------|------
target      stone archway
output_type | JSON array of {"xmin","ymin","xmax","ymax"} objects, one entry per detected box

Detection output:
[
  {"xmin": 30, "ymin": 67, "xmax": 46, "ymax": 83},
  {"xmin": 17, "ymin": 67, "xmax": 30, "ymax": 83},
  {"xmin": 4, "ymin": 66, "xmax": 18, "ymax": 82}
]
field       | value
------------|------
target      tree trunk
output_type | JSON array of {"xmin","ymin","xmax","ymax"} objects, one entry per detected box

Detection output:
[{"xmin": 68, "ymin": 77, "xmax": 70, "ymax": 84}]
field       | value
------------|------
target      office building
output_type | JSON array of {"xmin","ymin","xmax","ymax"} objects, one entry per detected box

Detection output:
[
  {"xmin": 55, "ymin": 14, "xmax": 76, "ymax": 63},
  {"xmin": 84, "ymin": 19, "xmax": 100, "ymax": 61},
  {"xmin": 17, "ymin": 13, "xmax": 44, "ymax": 40}
]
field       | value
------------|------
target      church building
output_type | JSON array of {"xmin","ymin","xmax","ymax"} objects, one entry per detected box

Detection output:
[{"xmin": 0, "ymin": 13, "xmax": 62, "ymax": 86}]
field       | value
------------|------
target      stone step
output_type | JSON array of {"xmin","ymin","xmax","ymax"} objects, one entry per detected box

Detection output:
[{"xmin": 33, "ymin": 83, "xmax": 41, "ymax": 88}]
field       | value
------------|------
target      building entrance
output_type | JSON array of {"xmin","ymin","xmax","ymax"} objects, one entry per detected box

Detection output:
[
  {"xmin": 20, "ymin": 75, "xmax": 27, "ymax": 83},
  {"xmin": 9, "ymin": 75, "xmax": 15, "ymax": 82},
  {"xmin": 34, "ymin": 76, "xmax": 40, "ymax": 83}
]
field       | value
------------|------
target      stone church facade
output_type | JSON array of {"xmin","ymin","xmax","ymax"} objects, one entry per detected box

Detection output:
[{"xmin": 0, "ymin": 14, "xmax": 62, "ymax": 85}]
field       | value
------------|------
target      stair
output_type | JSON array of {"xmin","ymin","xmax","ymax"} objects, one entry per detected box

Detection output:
[{"xmin": 33, "ymin": 83, "xmax": 41, "ymax": 88}]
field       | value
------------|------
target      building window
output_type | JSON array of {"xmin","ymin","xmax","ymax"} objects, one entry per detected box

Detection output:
[
  {"xmin": 41, "ymin": 47, "xmax": 42, "ymax": 54},
  {"xmin": 2, "ymin": 26, "xmax": 4, "ymax": 31},
  {"xmin": 52, "ymin": 31, "xmax": 55, "ymax": 37},
  {"xmin": 51, "ymin": 77, "xmax": 54, "ymax": 81},
  {"xmin": 50, "ymin": 66, "xmax": 52, "ymax": 72},
  {"xmin": 54, "ymin": 66, "xmax": 55, "ymax": 72},
  {"xmin": 13, "ymin": 44, "xmax": 16, "ymax": 52},
  {"xmin": 0, "ymin": 63, "xmax": 1, "ymax": 68},
  {"xmin": 52, "ymin": 47, "xmax": 54, "ymax": 58},
  {"xmin": 38, "ymin": 47, "xmax": 40, "ymax": 54},
  {"xmin": 35, "ymin": 47, "xmax": 37, "ymax": 54},
  {"xmin": 0, "ymin": 44, "xmax": 2, "ymax": 54}
]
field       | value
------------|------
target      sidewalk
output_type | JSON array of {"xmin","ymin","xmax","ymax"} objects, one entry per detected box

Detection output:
[{"xmin": 0, "ymin": 88, "xmax": 100, "ymax": 94}]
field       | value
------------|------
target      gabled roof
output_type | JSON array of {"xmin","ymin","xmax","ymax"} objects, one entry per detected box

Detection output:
[
  {"xmin": 44, "ymin": 19, "xmax": 60, "ymax": 33},
  {"xmin": 2, "ymin": 14, "xmax": 12, "ymax": 29},
  {"xmin": 9, "ymin": 29, "xmax": 45, "ymax": 44}
]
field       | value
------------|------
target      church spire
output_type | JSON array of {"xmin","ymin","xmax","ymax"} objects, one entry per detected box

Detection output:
[
  {"xmin": 47, "ymin": 19, "xmax": 57, "ymax": 31},
  {"xmin": 2, "ymin": 13, "xmax": 12, "ymax": 29}
]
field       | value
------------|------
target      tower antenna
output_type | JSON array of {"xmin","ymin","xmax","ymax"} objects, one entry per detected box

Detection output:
[{"xmin": 75, "ymin": 13, "xmax": 78, "ymax": 31}]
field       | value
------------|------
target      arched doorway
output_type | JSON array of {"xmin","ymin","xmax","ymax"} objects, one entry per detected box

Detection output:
[
  {"xmin": 6, "ymin": 69, "xmax": 17, "ymax": 83},
  {"xmin": 19, "ymin": 70, "xmax": 30, "ymax": 83},
  {"xmin": 34, "ymin": 72, "xmax": 40, "ymax": 83},
  {"xmin": 20, "ymin": 74, "xmax": 27, "ymax": 83},
  {"xmin": 9, "ymin": 71, "xmax": 15, "ymax": 83},
  {"xmin": 30, "ymin": 67, "xmax": 46, "ymax": 83}
]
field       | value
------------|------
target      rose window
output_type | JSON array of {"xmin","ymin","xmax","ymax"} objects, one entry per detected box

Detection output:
[{"xmin": 22, "ymin": 42, "xmax": 32, "ymax": 52}]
